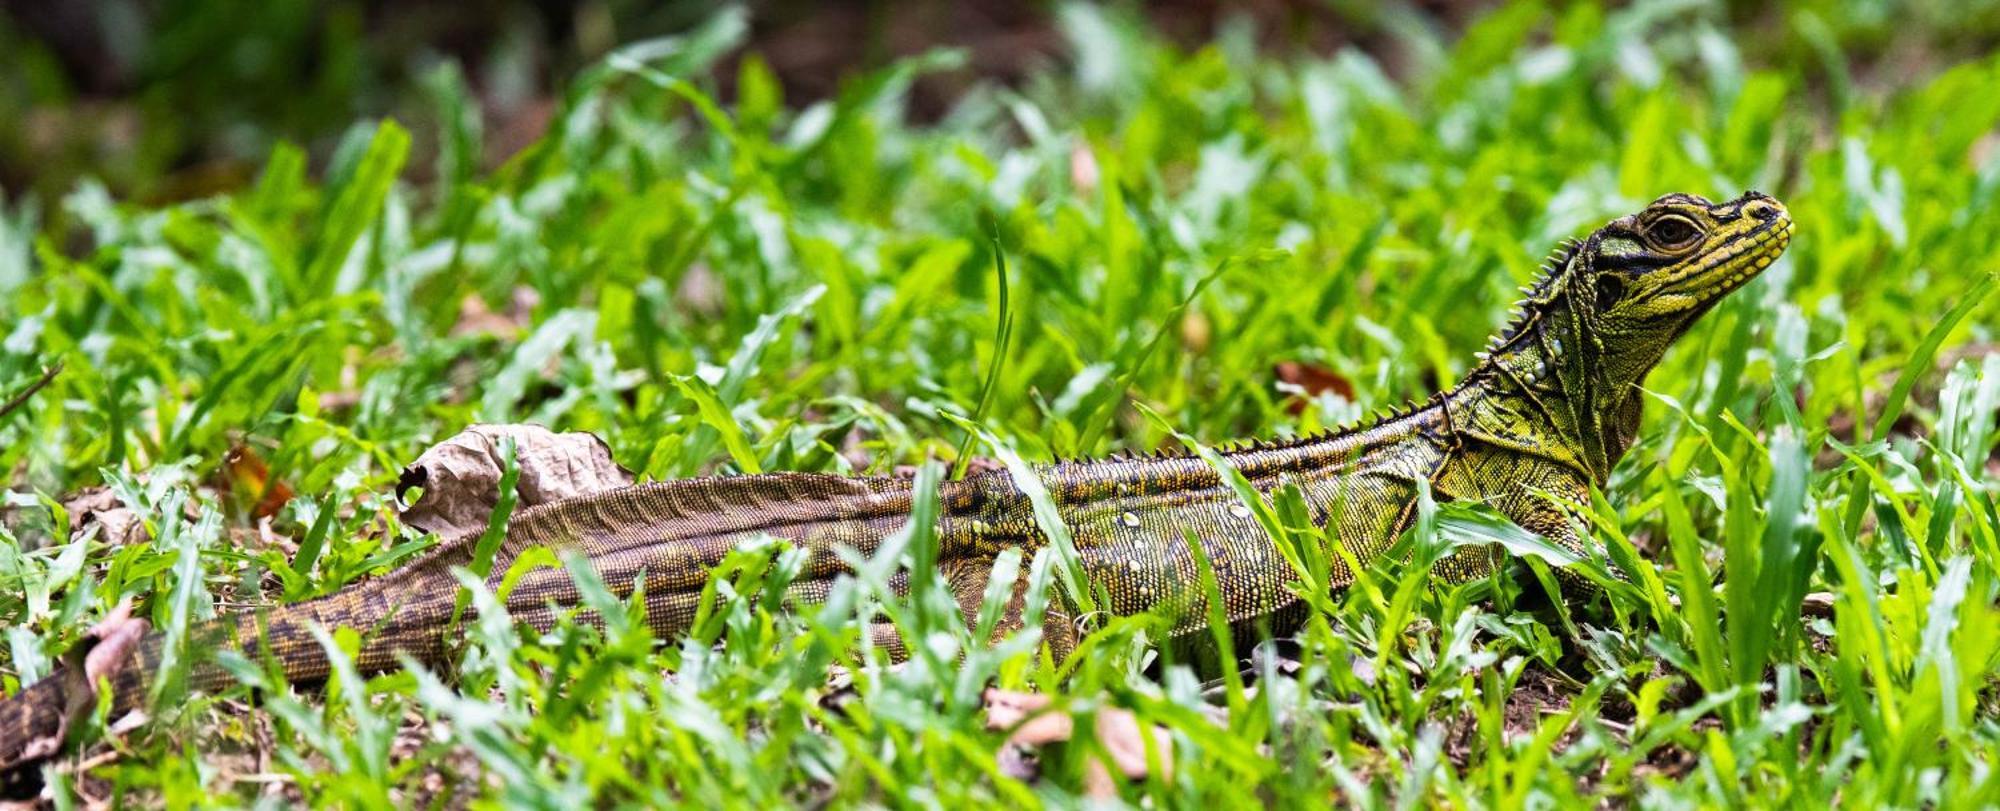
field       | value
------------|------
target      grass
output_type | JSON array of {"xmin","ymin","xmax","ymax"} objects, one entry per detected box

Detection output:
[{"xmin": 3, "ymin": 0, "xmax": 2000, "ymax": 806}]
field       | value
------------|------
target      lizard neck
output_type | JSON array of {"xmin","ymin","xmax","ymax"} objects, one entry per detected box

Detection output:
[{"xmin": 1445, "ymin": 301, "xmax": 1640, "ymax": 485}]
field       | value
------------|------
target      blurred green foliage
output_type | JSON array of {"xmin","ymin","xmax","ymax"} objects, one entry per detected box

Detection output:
[
  {"xmin": 0, "ymin": 0, "xmax": 723, "ymax": 200},
  {"xmin": 1, "ymin": 0, "xmax": 1998, "ymax": 806}
]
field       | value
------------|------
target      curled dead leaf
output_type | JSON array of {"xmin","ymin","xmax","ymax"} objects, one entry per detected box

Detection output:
[
  {"xmin": 1273, "ymin": 360, "xmax": 1356, "ymax": 416},
  {"xmin": 983, "ymin": 688, "xmax": 1177, "ymax": 798},
  {"xmin": 223, "ymin": 444, "xmax": 295, "ymax": 520},
  {"xmin": 396, "ymin": 424, "xmax": 635, "ymax": 537},
  {"xmin": 80, "ymin": 602, "xmax": 148, "ymax": 689},
  {"xmin": 12, "ymin": 602, "xmax": 154, "ymax": 776},
  {"xmin": 60, "ymin": 486, "xmax": 147, "ymax": 547}
]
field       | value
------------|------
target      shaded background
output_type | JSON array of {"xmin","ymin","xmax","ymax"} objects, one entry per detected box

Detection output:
[{"xmin": 4, "ymin": 0, "xmax": 1998, "ymax": 203}]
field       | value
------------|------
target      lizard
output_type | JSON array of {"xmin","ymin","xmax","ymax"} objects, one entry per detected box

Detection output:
[{"xmin": 0, "ymin": 191, "xmax": 1792, "ymax": 775}]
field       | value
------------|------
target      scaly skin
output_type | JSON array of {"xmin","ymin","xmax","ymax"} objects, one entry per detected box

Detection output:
[{"xmin": 0, "ymin": 191, "xmax": 1792, "ymax": 774}]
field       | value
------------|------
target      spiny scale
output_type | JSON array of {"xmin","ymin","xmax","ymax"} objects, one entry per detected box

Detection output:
[{"xmin": 1486, "ymin": 237, "xmax": 1582, "ymax": 353}]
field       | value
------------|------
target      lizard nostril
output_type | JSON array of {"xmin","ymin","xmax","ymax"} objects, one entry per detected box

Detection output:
[{"xmin": 1743, "ymin": 200, "xmax": 1780, "ymax": 222}]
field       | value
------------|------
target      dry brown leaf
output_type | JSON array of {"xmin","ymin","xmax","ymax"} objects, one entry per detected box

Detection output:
[
  {"xmin": 61, "ymin": 486, "xmax": 147, "ymax": 547},
  {"xmin": 1273, "ymin": 360, "xmax": 1357, "ymax": 416},
  {"xmin": 450, "ymin": 293, "xmax": 517, "ymax": 339},
  {"xmin": 223, "ymin": 444, "xmax": 295, "ymax": 520},
  {"xmin": 450, "ymin": 286, "xmax": 540, "ymax": 339},
  {"xmin": 80, "ymin": 602, "xmax": 148, "ymax": 690},
  {"xmin": 983, "ymin": 688, "xmax": 1176, "ymax": 798},
  {"xmin": 396, "ymin": 424, "xmax": 634, "ymax": 537}
]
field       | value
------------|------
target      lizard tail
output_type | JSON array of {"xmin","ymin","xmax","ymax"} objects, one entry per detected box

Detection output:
[
  {"xmin": 0, "ymin": 675, "xmax": 64, "ymax": 777},
  {"xmin": 469, "ymin": 473, "xmax": 937, "ymax": 640},
  {"xmin": 3, "ymin": 471, "xmax": 962, "ymax": 779},
  {"xmin": 0, "ymin": 585, "xmax": 444, "ymax": 778}
]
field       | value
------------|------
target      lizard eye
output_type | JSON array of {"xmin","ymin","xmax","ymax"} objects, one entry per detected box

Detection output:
[
  {"xmin": 1594, "ymin": 272, "xmax": 1627, "ymax": 312},
  {"xmin": 1647, "ymin": 215, "xmax": 1703, "ymax": 251}
]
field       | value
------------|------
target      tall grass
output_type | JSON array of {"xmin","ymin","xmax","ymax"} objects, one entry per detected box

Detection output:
[{"xmin": 0, "ymin": 1, "xmax": 1997, "ymax": 805}]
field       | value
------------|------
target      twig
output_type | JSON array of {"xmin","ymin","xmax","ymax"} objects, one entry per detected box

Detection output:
[{"xmin": 0, "ymin": 361, "xmax": 63, "ymax": 422}]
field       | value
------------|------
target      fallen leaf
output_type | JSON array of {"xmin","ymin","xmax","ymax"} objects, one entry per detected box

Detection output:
[
  {"xmin": 489, "ymin": 96, "xmax": 557, "ymax": 167},
  {"xmin": 61, "ymin": 486, "xmax": 147, "ymax": 547},
  {"xmin": 223, "ymin": 444, "xmax": 295, "ymax": 520},
  {"xmin": 80, "ymin": 601, "xmax": 148, "ymax": 689},
  {"xmin": 983, "ymin": 688, "xmax": 1177, "ymax": 798},
  {"xmin": 396, "ymin": 424, "xmax": 635, "ymax": 537},
  {"xmin": 9, "ymin": 602, "xmax": 153, "ymax": 778},
  {"xmin": 451, "ymin": 293, "xmax": 517, "ymax": 339},
  {"xmin": 1273, "ymin": 360, "xmax": 1356, "ymax": 416},
  {"xmin": 450, "ymin": 286, "xmax": 540, "ymax": 339}
]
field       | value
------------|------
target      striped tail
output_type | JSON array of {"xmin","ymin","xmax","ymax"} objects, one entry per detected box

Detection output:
[
  {"xmin": 1, "ymin": 471, "xmax": 1043, "ymax": 777},
  {"xmin": 0, "ymin": 586, "xmax": 437, "ymax": 777}
]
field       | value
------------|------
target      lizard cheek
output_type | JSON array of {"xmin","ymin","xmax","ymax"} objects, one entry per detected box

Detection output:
[
  {"xmin": 1631, "ymin": 296, "xmax": 1686, "ymax": 321},
  {"xmin": 1664, "ymin": 294, "xmax": 1706, "ymax": 315}
]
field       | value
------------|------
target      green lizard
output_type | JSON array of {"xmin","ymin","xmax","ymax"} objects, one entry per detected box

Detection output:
[{"xmin": 0, "ymin": 191, "xmax": 1791, "ymax": 774}]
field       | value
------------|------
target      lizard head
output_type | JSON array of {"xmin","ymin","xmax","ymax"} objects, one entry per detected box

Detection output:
[
  {"xmin": 1569, "ymin": 190, "xmax": 1791, "ymax": 389},
  {"xmin": 1471, "ymin": 191, "xmax": 1791, "ymax": 479},
  {"xmin": 1580, "ymin": 190, "xmax": 1792, "ymax": 342}
]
